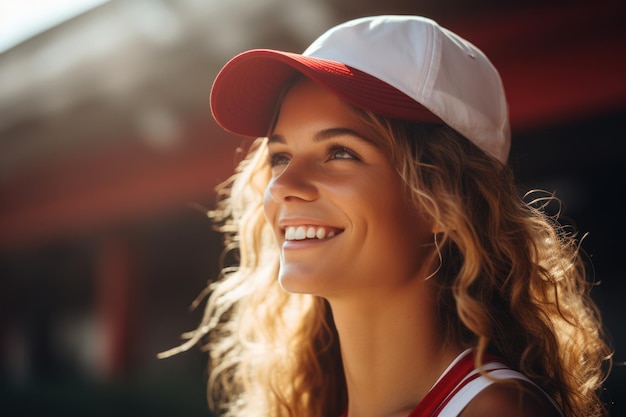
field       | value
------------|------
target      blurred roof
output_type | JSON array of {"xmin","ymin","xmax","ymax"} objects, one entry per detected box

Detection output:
[{"xmin": 0, "ymin": 0, "xmax": 110, "ymax": 53}]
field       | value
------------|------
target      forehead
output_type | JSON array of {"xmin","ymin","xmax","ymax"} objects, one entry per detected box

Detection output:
[{"xmin": 270, "ymin": 78, "xmax": 380, "ymax": 143}]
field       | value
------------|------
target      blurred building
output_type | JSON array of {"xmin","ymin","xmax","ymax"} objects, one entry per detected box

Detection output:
[{"xmin": 1, "ymin": 0, "xmax": 624, "ymax": 415}]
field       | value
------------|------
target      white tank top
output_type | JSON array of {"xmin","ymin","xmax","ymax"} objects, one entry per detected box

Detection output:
[
  {"xmin": 341, "ymin": 349, "xmax": 563, "ymax": 417},
  {"xmin": 422, "ymin": 349, "xmax": 563, "ymax": 417}
]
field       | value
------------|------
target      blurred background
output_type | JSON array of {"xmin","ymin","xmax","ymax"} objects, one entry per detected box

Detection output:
[{"xmin": 1, "ymin": 0, "xmax": 624, "ymax": 415}]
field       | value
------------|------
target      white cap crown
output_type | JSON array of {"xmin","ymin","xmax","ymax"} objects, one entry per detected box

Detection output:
[{"xmin": 304, "ymin": 16, "xmax": 510, "ymax": 162}]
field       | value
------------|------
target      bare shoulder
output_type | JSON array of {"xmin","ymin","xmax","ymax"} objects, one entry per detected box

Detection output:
[{"xmin": 459, "ymin": 380, "xmax": 562, "ymax": 417}]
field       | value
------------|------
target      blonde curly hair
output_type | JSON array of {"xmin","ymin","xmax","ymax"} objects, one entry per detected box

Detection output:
[{"xmin": 160, "ymin": 110, "xmax": 612, "ymax": 417}]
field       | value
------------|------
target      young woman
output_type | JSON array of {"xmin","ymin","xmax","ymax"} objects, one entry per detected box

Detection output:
[{"xmin": 160, "ymin": 15, "xmax": 611, "ymax": 417}]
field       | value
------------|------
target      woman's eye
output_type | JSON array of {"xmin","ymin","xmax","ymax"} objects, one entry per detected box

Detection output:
[
  {"xmin": 268, "ymin": 152, "xmax": 290, "ymax": 167},
  {"xmin": 329, "ymin": 146, "xmax": 359, "ymax": 161}
]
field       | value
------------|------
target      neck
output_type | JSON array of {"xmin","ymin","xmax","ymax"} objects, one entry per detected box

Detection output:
[{"xmin": 328, "ymin": 281, "xmax": 462, "ymax": 417}]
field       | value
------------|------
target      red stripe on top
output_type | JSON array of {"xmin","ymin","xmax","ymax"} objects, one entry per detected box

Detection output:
[{"xmin": 407, "ymin": 351, "xmax": 476, "ymax": 417}]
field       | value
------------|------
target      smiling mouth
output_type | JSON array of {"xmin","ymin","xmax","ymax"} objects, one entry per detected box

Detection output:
[{"xmin": 284, "ymin": 225, "xmax": 343, "ymax": 241}]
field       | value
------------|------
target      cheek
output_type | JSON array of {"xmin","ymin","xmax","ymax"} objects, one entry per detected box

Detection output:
[{"xmin": 367, "ymin": 184, "xmax": 433, "ymax": 253}]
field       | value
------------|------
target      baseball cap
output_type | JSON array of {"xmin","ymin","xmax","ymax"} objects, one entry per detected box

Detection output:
[{"xmin": 210, "ymin": 15, "xmax": 511, "ymax": 163}]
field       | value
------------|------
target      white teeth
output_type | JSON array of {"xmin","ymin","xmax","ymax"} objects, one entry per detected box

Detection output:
[{"xmin": 284, "ymin": 226, "xmax": 339, "ymax": 241}]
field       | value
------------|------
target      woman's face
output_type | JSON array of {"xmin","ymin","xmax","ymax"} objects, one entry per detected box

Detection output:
[{"xmin": 263, "ymin": 78, "xmax": 435, "ymax": 300}]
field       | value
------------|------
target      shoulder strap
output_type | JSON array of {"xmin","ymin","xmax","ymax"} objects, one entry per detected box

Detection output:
[
  {"xmin": 408, "ymin": 350, "xmax": 500, "ymax": 417},
  {"xmin": 341, "ymin": 350, "xmax": 505, "ymax": 417}
]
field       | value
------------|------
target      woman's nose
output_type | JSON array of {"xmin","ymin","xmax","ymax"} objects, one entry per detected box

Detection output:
[{"xmin": 267, "ymin": 159, "xmax": 319, "ymax": 203}]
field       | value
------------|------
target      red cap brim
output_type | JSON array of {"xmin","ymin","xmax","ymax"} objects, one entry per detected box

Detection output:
[{"xmin": 210, "ymin": 49, "xmax": 441, "ymax": 138}]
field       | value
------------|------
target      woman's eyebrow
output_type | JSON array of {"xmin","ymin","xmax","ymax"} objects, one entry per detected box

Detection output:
[{"xmin": 268, "ymin": 127, "xmax": 371, "ymax": 145}]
